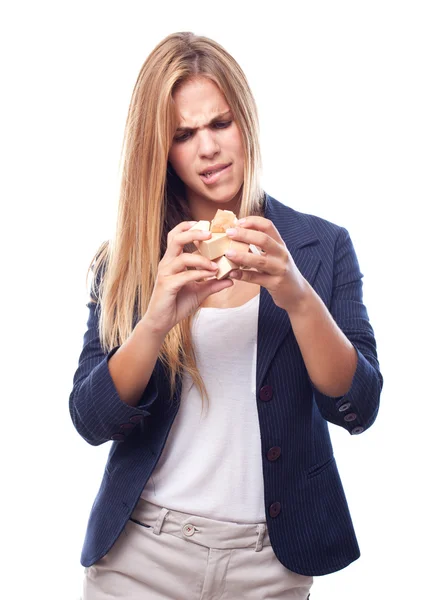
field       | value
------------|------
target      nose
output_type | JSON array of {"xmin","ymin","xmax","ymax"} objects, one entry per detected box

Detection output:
[{"xmin": 198, "ymin": 129, "xmax": 220, "ymax": 158}]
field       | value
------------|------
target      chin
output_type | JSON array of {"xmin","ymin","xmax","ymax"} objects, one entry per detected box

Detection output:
[
  {"xmin": 204, "ymin": 183, "xmax": 242, "ymax": 203},
  {"xmin": 208, "ymin": 191, "xmax": 237, "ymax": 203},
  {"xmin": 185, "ymin": 179, "xmax": 243, "ymax": 208}
]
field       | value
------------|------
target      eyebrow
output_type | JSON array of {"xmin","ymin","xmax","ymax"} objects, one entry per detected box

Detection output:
[{"xmin": 175, "ymin": 110, "xmax": 232, "ymax": 132}]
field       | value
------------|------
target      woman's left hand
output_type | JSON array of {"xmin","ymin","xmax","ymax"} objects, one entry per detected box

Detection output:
[{"xmin": 224, "ymin": 216, "xmax": 309, "ymax": 313}]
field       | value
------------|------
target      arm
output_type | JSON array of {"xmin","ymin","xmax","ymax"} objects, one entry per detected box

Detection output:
[
  {"xmin": 288, "ymin": 280, "xmax": 358, "ymax": 398},
  {"xmin": 291, "ymin": 227, "xmax": 383, "ymax": 433},
  {"xmin": 107, "ymin": 318, "xmax": 166, "ymax": 406},
  {"xmin": 69, "ymin": 299, "xmax": 164, "ymax": 446},
  {"xmin": 226, "ymin": 219, "xmax": 383, "ymax": 435},
  {"xmin": 69, "ymin": 221, "xmax": 234, "ymax": 446}
]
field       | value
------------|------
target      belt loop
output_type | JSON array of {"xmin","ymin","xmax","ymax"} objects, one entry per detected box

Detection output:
[
  {"xmin": 255, "ymin": 523, "xmax": 266, "ymax": 552},
  {"xmin": 152, "ymin": 507, "xmax": 169, "ymax": 535}
]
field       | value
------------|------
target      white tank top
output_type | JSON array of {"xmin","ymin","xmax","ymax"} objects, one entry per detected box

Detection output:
[{"xmin": 141, "ymin": 293, "xmax": 266, "ymax": 523}]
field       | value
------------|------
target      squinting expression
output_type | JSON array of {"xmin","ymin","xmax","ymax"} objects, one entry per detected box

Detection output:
[{"xmin": 168, "ymin": 77, "xmax": 245, "ymax": 217}]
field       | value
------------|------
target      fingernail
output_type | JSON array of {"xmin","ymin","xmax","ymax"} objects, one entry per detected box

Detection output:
[
  {"xmin": 226, "ymin": 228, "xmax": 236, "ymax": 236},
  {"xmin": 211, "ymin": 262, "xmax": 219, "ymax": 269},
  {"xmin": 237, "ymin": 218, "xmax": 246, "ymax": 225},
  {"xmin": 225, "ymin": 249, "xmax": 236, "ymax": 257}
]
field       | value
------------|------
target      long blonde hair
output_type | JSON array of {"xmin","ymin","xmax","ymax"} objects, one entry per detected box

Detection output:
[{"xmin": 89, "ymin": 32, "xmax": 264, "ymax": 405}]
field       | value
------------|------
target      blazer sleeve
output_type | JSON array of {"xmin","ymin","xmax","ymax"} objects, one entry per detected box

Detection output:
[
  {"xmin": 69, "ymin": 295, "xmax": 160, "ymax": 447},
  {"xmin": 312, "ymin": 226, "xmax": 383, "ymax": 434}
]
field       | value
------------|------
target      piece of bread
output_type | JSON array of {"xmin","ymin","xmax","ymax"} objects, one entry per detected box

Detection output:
[
  {"xmin": 249, "ymin": 243, "xmax": 264, "ymax": 255},
  {"xmin": 210, "ymin": 209, "xmax": 237, "ymax": 233},
  {"xmin": 189, "ymin": 210, "xmax": 254, "ymax": 279},
  {"xmin": 189, "ymin": 220, "xmax": 210, "ymax": 231},
  {"xmin": 212, "ymin": 255, "xmax": 236, "ymax": 279},
  {"xmin": 197, "ymin": 233, "xmax": 230, "ymax": 260},
  {"xmin": 228, "ymin": 240, "xmax": 250, "ymax": 255}
]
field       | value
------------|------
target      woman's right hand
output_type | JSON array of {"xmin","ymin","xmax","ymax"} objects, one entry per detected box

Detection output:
[{"xmin": 143, "ymin": 221, "xmax": 234, "ymax": 337}]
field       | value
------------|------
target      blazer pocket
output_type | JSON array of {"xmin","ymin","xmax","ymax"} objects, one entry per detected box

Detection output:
[{"xmin": 307, "ymin": 455, "xmax": 335, "ymax": 479}]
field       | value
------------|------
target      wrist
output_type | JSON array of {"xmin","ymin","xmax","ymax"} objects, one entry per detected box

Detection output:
[
  {"xmin": 137, "ymin": 315, "xmax": 168, "ymax": 344},
  {"xmin": 283, "ymin": 276, "xmax": 314, "ymax": 316}
]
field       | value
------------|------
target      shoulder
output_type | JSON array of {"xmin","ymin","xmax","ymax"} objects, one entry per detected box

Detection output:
[{"xmin": 263, "ymin": 192, "xmax": 348, "ymax": 248}]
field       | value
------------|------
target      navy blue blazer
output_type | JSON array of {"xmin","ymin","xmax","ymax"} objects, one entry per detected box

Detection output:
[{"xmin": 69, "ymin": 193, "xmax": 383, "ymax": 577}]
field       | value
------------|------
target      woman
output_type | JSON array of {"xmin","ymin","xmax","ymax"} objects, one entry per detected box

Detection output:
[{"xmin": 70, "ymin": 31, "xmax": 383, "ymax": 599}]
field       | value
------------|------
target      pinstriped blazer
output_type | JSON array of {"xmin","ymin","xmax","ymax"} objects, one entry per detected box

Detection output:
[{"xmin": 69, "ymin": 193, "xmax": 383, "ymax": 577}]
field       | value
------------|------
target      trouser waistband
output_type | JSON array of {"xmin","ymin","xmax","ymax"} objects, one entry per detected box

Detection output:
[{"xmin": 131, "ymin": 498, "xmax": 270, "ymax": 552}]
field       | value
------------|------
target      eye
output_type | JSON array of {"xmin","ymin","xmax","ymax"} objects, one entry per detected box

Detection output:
[
  {"xmin": 173, "ymin": 132, "xmax": 192, "ymax": 143},
  {"xmin": 213, "ymin": 121, "xmax": 232, "ymax": 129},
  {"xmin": 173, "ymin": 121, "xmax": 232, "ymax": 143}
]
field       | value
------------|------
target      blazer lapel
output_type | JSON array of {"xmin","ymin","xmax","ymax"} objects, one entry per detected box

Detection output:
[{"xmin": 256, "ymin": 195, "xmax": 322, "ymax": 392}]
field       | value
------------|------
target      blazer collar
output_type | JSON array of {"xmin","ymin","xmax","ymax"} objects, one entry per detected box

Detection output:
[
  {"xmin": 263, "ymin": 192, "xmax": 319, "ymax": 250},
  {"xmin": 256, "ymin": 193, "xmax": 322, "ymax": 392}
]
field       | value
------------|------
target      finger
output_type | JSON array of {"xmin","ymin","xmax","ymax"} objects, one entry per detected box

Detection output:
[
  {"xmin": 236, "ymin": 216, "xmax": 285, "ymax": 245},
  {"xmin": 171, "ymin": 268, "xmax": 223, "ymax": 290},
  {"xmin": 229, "ymin": 269, "xmax": 273, "ymax": 287},
  {"xmin": 165, "ymin": 228, "xmax": 212, "ymax": 260},
  {"xmin": 224, "ymin": 248, "xmax": 281, "ymax": 276},
  {"xmin": 167, "ymin": 220, "xmax": 198, "ymax": 246},
  {"xmin": 225, "ymin": 226, "xmax": 280, "ymax": 255},
  {"xmin": 196, "ymin": 277, "xmax": 234, "ymax": 303},
  {"xmin": 169, "ymin": 253, "xmax": 219, "ymax": 275}
]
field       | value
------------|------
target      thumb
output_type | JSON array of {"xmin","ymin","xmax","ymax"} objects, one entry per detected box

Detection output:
[{"xmin": 196, "ymin": 277, "xmax": 234, "ymax": 304}]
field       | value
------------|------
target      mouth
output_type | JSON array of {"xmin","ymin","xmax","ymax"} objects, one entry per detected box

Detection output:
[{"xmin": 199, "ymin": 163, "xmax": 232, "ymax": 185}]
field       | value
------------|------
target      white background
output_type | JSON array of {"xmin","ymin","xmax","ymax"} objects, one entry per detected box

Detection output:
[{"xmin": 1, "ymin": 1, "xmax": 430, "ymax": 599}]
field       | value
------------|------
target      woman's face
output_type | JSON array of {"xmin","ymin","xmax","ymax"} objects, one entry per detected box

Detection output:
[{"xmin": 168, "ymin": 77, "xmax": 245, "ymax": 219}]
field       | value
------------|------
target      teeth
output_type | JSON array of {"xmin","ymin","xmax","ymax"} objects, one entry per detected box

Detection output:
[{"xmin": 203, "ymin": 167, "xmax": 224, "ymax": 177}]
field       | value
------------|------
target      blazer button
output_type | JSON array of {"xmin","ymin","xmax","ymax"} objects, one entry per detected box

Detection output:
[
  {"xmin": 344, "ymin": 413, "xmax": 357, "ymax": 422},
  {"xmin": 129, "ymin": 414, "xmax": 144, "ymax": 424},
  {"xmin": 352, "ymin": 426, "xmax": 364, "ymax": 435},
  {"xmin": 338, "ymin": 402, "xmax": 351, "ymax": 412},
  {"xmin": 119, "ymin": 423, "xmax": 135, "ymax": 432},
  {"xmin": 267, "ymin": 446, "xmax": 281, "ymax": 461},
  {"xmin": 269, "ymin": 502, "xmax": 281, "ymax": 518},
  {"xmin": 111, "ymin": 433, "xmax": 125, "ymax": 442},
  {"xmin": 259, "ymin": 385, "xmax": 273, "ymax": 402}
]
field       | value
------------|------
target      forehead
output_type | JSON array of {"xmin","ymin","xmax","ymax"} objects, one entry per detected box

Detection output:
[{"xmin": 173, "ymin": 77, "xmax": 230, "ymax": 126}]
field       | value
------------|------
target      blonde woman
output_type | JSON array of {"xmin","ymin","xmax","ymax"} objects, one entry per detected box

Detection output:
[{"xmin": 70, "ymin": 32, "xmax": 383, "ymax": 600}]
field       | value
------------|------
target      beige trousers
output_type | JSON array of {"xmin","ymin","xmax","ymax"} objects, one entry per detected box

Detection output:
[{"xmin": 83, "ymin": 498, "xmax": 313, "ymax": 599}]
